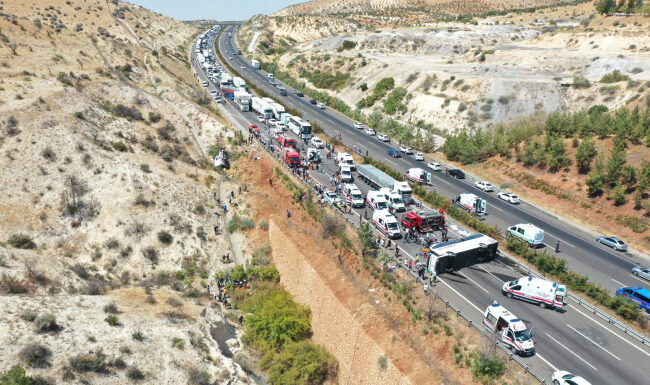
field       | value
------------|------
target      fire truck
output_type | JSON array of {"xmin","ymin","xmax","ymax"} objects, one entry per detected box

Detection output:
[{"xmin": 401, "ymin": 209, "xmax": 445, "ymax": 233}]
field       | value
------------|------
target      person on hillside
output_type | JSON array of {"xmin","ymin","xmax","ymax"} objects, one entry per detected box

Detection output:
[{"xmin": 287, "ymin": 209, "xmax": 291, "ymax": 219}]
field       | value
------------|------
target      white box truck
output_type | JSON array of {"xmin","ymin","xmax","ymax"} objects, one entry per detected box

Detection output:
[
  {"xmin": 507, "ymin": 223, "xmax": 544, "ymax": 247},
  {"xmin": 251, "ymin": 97, "xmax": 274, "ymax": 119},
  {"xmin": 483, "ymin": 302, "xmax": 535, "ymax": 356},
  {"xmin": 502, "ymin": 276, "xmax": 566, "ymax": 309},
  {"xmin": 234, "ymin": 91, "xmax": 251, "ymax": 112},
  {"xmin": 251, "ymin": 59, "xmax": 260, "ymax": 69},
  {"xmin": 372, "ymin": 210, "xmax": 401, "ymax": 239},
  {"xmin": 232, "ymin": 77, "xmax": 246, "ymax": 90},
  {"xmin": 453, "ymin": 193, "xmax": 486, "ymax": 215}
]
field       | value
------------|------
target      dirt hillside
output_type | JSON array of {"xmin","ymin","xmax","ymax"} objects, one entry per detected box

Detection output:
[{"xmin": 0, "ymin": 0, "xmax": 252, "ymax": 383}]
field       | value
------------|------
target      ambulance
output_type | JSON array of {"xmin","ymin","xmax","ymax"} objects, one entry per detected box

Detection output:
[
  {"xmin": 339, "ymin": 166, "xmax": 353, "ymax": 183},
  {"xmin": 507, "ymin": 223, "xmax": 544, "ymax": 247},
  {"xmin": 483, "ymin": 303, "xmax": 535, "ymax": 356},
  {"xmin": 366, "ymin": 190, "xmax": 389, "ymax": 211},
  {"xmin": 379, "ymin": 188, "xmax": 406, "ymax": 213},
  {"xmin": 372, "ymin": 210, "xmax": 401, "ymax": 239},
  {"xmin": 343, "ymin": 184, "xmax": 365, "ymax": 208},
  {"xmin": 502, "ymin": 276, "xmax": 566, "ymax": 309}
]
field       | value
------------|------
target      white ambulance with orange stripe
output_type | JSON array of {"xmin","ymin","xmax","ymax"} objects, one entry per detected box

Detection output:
[
  {"xmin": 502, "ymin": 276, "xmax": 566, "ymax": 309},
  {"xmin": 372, "ymin": 210, "xmax": 401, "ymax": 239},
  {"xmin": 483, "ymin": 302, "xmax": 535, "ymax": 356}
]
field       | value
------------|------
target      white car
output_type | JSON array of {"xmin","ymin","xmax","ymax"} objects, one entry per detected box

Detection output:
[
  {"xmin": 353, "ymin": 122, "xmax": 364, "ymax": 129},
  {"xmin": 399, "ymin": 145, "xmax": 413, "ymax": 154},
  {"xmin": 365, "ymin": 128, "xmax": 376, "ymax": 136},
  {"xmin": 256, "ymin": 115, "xmax": 265, "ymax": 122},
  {"xmin": 317, "ymin": 102, "xmax": 326, "ymax": 110},
  {"xmin": 427, "ymin": 162, "xmax": 442, "ymax": 171},
  {"xmin": 475, "ymin": 181, "xmax": 494, "ymax": 192},
  {"xmin": 311, "ymin": 136, "xmax": 325, "ymax": 148},
  {"xmin": 276, "ymin": 84, "xmax": 285, "ymax": 90},
  {"xmin": 551, "ymin": 371, "xmax": 591, "ymax": 385},
  {"xmin": 414, "ymin": 152, "xmax": 424, "ymax": 161},
  {"xmin": 271, "ymin": 127, "xmax": 283, "ymax": 136},
  {"xmin": 377, "ymin": 134, "xmax": 390, "ymax": 142},
  {"xmin": 275, "ymin": 122, "xmax": 287, "ymax": 131},
  {"xmin": 497, "ymin": 192, "xmax": 520, "ymax": 204},
  {"xmin": 268, "ymin": 119, "xmax": 278, "ymax": 127}
]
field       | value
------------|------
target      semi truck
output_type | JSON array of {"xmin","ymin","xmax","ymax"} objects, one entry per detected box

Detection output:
[
  {"xmin": 234, "ymin": 90, "xmax": 251, "ymax": 111},
  {"xmin": 276, "ymin": 134, "xmax": 296, "ymax": 148},
  {"xmin": 356, "ymin": 165, "xmax": 412, "ymax": 203},
  {"xmin": 269, "ymin": 102, "xmax": 286, "ymax": 120},
  {"xmin": 453, "ymin": 193, "xmax": 486, "ymax": 215},
  {"xmin": 426, "ymin": 233, "xmax": 498, "ymax": 275},
  {"xmin": 483, "ymin": 303, "xmax": 535, "ymax": 356},
  {"xmin": 233, "ymin": 76, "xmax": 246, "ymax": 90},
  {"xmin": 502, "ymin": 276, "xmax": 566, "ymax": 309},
  {"xmin": 282, "ymin": 148, "xmax": 300, "ymax": 166},
  {"xmin": 251, "ymin": 59, "xmax": 260, "ymax": 69},
  {"xmin": 401, "ymin": 209, "xmax": 445, "ymax": 233},
  {"xmin": 251, "ymin": 97, "xmax": 274, "ymax": 119}
]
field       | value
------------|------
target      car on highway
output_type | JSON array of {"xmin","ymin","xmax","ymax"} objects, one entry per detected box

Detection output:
[
  {"xmin": 377, "ymin": 134, "xmax": 390, "ymax": 142},
  {"xmin": 448, "ymin": 168, "xmax": 465, "ymax": 179},
  {"xmin": 276, "ymin": 84, "xmax": 285, "ymax": 90},
  {"xmin": 323, "ymin": 191, "xmax": 342, "ymax": 207},
  {"xmin": 427, "ymin": 162, "xmax": 442, "ymax": 171},
  {"xmin": 276, "ymin": 122, "xmax": 287, "ymax": 131},
  {"xmin": 596, "ymin": 236, "xmax": 627, "ymax": 251},
  {"xmin": 201, "ymin": 81, "xmax": 208, "ymax": 87},
  {"xmin": 414, "ymin": 152, "xmax": 424, "ymax": 161},
  {"xmin": 353, "ymin": 122, "xmax": 364, "ymax": 129},
  {"xmin": 616, "ymin": 286, "xmax": 650, "ymax": 312},
  {"xmin": 497, "ymin": 192, "xmax": 520, "ymax": 204},
  {"xmin": 317, "ymin": 102, "xmax": 326, "ymax": 110},
  {"xmin": 399, "ymin": 145, "xmax": 413, "ymax": 154},
  {"xmin": 387, "ymin": 149, "xmax": 401, "ymax": 158},
  {"xmin": 632, "ymin": 267, "xmax": 650, "ymax": 281},
  {"xmin": 280, "ymin": 89, "xmax": 287, "ymax": 96},
  {"xmin": 297, "ymin": 91, "xmax": 304, "ymax": 97},
  {"xmin": 310, "ymin": 99, "xmax": 317, "ymax": 105},
  {"xmin": 311, "ymin": 136, "xmax": 325, "ymax": 148},
  {"xmin": 271, "ymin": 127, "xmax": 283, "ymax": 136},
  {"xmin": 240, "ymin": 65, "xmax": 244, "ymax": 69},
  {"xmin": 365, "ymin": 128, "xmax": 376, "ymax": 136},
  {"xmin": 256, "ymin": 114, "xmax": 265, "ymax": 122},
  {"xmin": 475, "ymin": 181, "xmax": 494, "ymax": 192},
  {"xmin": 551, "ymin": 371, "xmax": 592, "ymax": 385},
  {"xmin": 292, "ymin": 89, "xmax": 297, "ymax": 94}
]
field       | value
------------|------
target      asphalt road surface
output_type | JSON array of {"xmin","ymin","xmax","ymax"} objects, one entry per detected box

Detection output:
[{"xmin": 189, "ymin": 26, "xmax": 650, "ymax": 385}]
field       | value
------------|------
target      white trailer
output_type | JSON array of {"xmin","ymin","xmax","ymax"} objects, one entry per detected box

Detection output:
[
  {"xmin": 234, "ymin": 90, "xmax": 251, "ymax": 112},
  {"xmin": 233, "ymin": 77, "xmax": 246, "ymax": 89},
  {"xmin": 502, "ymin": 276, "xmax": 566, "ymax": 309},
  {"xmin": 453, "ymin": 193, "xmax": 486, "ymax": 215},
  {"xmin": 269, "ymin": 102, "xmax": 285, "ymax": 120},
  {"xmin": 251, "ymin": 97, "xmax": 273, "ymax": 119}
]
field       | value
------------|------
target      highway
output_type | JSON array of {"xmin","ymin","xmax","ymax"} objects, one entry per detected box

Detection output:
[{"xmin": 191, "ymin": 25, "xmax": 650, "ymax": 385}]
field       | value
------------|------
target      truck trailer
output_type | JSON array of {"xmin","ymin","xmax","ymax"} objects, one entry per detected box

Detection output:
[
  {"xmin": 426, "ymin": 234, "xmax": 498, "ymax": 275},
  {"xmin": 251, "ymin": 97, "xmax": 273, "ymax": 119},
  {"xmin": 234, "ymin": 90, "xmax": 251, "ymax": 111},
  {"xmin": 356, "ymin": 165, "xmax": 412, "ymax": 202}
]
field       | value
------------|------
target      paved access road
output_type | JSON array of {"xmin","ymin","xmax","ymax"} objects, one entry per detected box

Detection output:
[{"xmin": 191, "ymin": 26, "xmax": 650, "ymax": 385}]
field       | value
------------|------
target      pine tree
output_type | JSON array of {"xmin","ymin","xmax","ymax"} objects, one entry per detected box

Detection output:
[
  {"xmin": 586, "ymin": 170, "xmax": 605, "ymax": 196},
  {"xmin": 575, "ymin": 137, "xmax": 598, "ymax": 173},
  {"xmin": 611, "ymin": 184, "xmax": 627, "ymax": 205},
  {"xmin": 605, "ymin": 147, "xmax": 626, "ymax": 186}
]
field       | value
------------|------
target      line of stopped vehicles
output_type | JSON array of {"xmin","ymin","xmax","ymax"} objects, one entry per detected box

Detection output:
[{"xmin": 195, "ymin": 25, "xmax": 650, "ymax": 385}]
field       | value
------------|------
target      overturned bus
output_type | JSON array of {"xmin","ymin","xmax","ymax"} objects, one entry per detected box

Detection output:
[{"xmin": 427, "ymin": 234, "xmax": 498, "ymax": 275}]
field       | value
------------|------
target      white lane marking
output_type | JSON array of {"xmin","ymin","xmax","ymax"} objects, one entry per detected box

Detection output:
[
  {"xmin": 611, "ymin": 278, "xmax": 625, "ymax": 286},
  {"xmin": 478, "ymin": 265, "xmax": 505, "ymax": 283},
  {"xmin": 385, "ymin": 159, "xmax": 399, "ymax": 167},
  {"xmin": 545, "ymin": 333, "xmax": 597, "ymax": 371},
  {"xmin": 489, "ymin": 204, "xmax": 504, "ymax": 213},
  {"xmin": 630, "ymin": 274, "xmax": 649, "ymax": 285},
  {"xmin": 566, "ymin": 324, "xmax": 621, "ymax": 361},
  {"xmin": 436, "ymin": 178, "xmax": 454, "ymax": 187},
  {"xmin": 458, "ymin": 271, "xmax": 489, "ymax": 294},
  {"xmin": 438, "ymin": 277, "xmax": 483, "ymax": 314},
  {"xmin": 545, "ymin": 234, "xmax": 575, "ymax": 248},
  {"xmin": 567, "ymin": 302, "xmax": 650, "ymax": 357},
  {"xmin": 535, "ymin": 353, "xmax": 558, "ymax": 372}
]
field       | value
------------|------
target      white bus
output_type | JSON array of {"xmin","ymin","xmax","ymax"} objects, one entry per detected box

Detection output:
[{"xmin": 287, "ymin": 116, "xmax": 312, "ymax": 140}]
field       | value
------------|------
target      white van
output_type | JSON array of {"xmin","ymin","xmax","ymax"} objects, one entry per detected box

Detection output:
[
  {"xmin": 379, "ymin": 188, "xmax": 405, "ymax": 213},
  {"xmin": 502, "ymin": 276, "xmax": 566, "ymax": 309},
  {"xmin": 343, "ymin": 184, "xmax": 365, "ymax": 208},
  {"xmin": 336, "ymin": 152, "xmax": 356, "ymax": 170},
  {"xmin": 339, "ymin": 166, "xmax": 353, "ymax": 183},
  {"xmin": 366, "ymin": 190, "xmax": 388, "ymax": 211},
  {"xmin": 483, "ymin": 303, "xmax": 535, "ymax": 356},
  {"xmin": 508, "ymin": 223, "xmax": 544, "ymax": 246},
  {"xmin": 372, "ymin": 210, "xmax": 401, "ymax": 239}
]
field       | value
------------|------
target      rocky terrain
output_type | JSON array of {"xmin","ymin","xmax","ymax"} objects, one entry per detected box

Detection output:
[{"xmin": 0, "ymin": 0, "xmax": 252, "ymax": 383}]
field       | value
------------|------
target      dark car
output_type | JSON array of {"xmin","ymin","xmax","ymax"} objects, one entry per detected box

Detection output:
[
  {"xmin": 310, "ymin": 99, "xmax": 317, "ymax": 104},
  {"xmin": 280, "ymin": 89, "xmax": 287, "ymax": 96},
  {"xmin": 297, "ymin": 91, "xmax": 304, "ymax": 97},
  {"xmin": 448, "ymin": 168, "xmax": 465, "ymax": 179},
  {"xmin": 387, "ymin": 149, "xmax": 401, "ymax": 158}
]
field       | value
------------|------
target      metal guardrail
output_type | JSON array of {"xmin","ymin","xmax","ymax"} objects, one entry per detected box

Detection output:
[{"xmin": 498, "ymin": 251, "xmax": 650, "ymax": 346}]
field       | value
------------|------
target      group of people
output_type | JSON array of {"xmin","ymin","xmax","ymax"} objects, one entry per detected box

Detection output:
[{"xmin": 403, "ymin": 227, "xmax": 448, "ymax": 245}]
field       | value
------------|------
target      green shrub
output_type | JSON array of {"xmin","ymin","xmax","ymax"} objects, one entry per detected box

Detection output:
[
  {"xmin": 157, "ymin": 231, "xmax": 173, "ymax": 245},
  {"xmin": 104, "ymin": 315, "xmax": 119, "ymax": 326},
  {"xmin": 19, "ymin": 343, "xmax": 51, "ymax": 368},
  {"xmin": 0, "ymin": 365, "xmax": 35, "ymax": 384},
  {"xmin": 127, "ymin": 367, "xmax": 145, "ymax": 381},
  {"xmin": 34, "ymin": 314, "xmax": 59, "ymax": 333},
  {"xmin": 338, "ymin": 40, "xmax": 357, "ymax": 51},
  {"xmin": 600, "ymin": 70, "xmax": 629, "ymax": 83},
  {"xmin": 260, "ymin": 341, "xmax": 338, "ymax": 385},
  {"xmin": 470, "ymin": 350, "xmax": 505, "ymax": 384},
  {"xmin": 172, "ymin": 337, "xmax": 185, "ymax": 350},
  {"xmin": 7, "ymin": 234, "xmax": 36, "ymax": 249},
  {"xmin": 69, "ymin": 353, "xmax": 108, "ymax": 373},
  {"xmin": 248, "ymin": 266, "xmax": 280, "ymax": 282}
]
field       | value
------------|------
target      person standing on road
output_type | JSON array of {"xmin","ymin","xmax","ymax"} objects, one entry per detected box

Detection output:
[
  {"xmin": 423, "ymin": 283, "xmax": 429, "ymax": 296},
  {"xmin": 431, "ymin": 271, "xmax": 437, "ymax": 286},
  {"xmin": 555, "ymin": 241, "xmax": 560, "ymax": 253}
]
